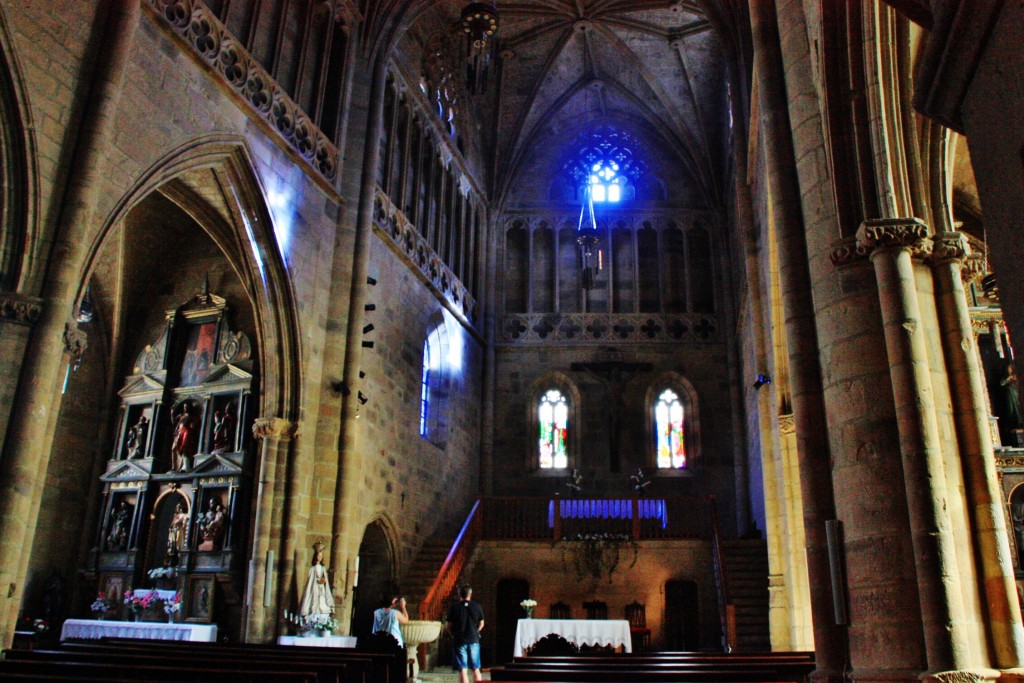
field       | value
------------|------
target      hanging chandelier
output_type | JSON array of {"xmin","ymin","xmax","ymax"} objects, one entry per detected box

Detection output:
[
  {"xmin": 460, "ymin": 2, "xmax": 499, "ymax": 94},
  {"xmin": 577, "ymin": 185, "xmax": 602, "ymax": 290}
]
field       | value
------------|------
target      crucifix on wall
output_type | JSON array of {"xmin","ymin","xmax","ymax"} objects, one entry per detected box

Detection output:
[{"xmin": 571, "ymin": 360, "xmax": 651, "ymax": 472}]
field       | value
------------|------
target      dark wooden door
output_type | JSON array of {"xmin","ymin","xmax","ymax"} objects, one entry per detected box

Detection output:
[
  {"xmin": 664, "ymin": 579, "xmax": 699, "ymax": 650},
  {"xmin": 494, "ymin": 578, "xmax": 530, "ymax": 665}
]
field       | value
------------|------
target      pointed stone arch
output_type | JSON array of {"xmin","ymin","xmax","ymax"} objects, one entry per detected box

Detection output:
[
  {"xmin": 526, "ymin": 371, "xmax": 582, "ymax": 471},
  {"xmin": 644, "ymin": 371, "xmax": 702, "ymax": 470}
]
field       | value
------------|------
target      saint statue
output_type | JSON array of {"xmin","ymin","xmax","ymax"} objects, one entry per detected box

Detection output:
[
  {"xmin": 299, "ymin": 540, "xmax": 335, "ymax": 621},
  {"xmin": 211, "ymin": 404, "xmax": 235, "ymax": 453},
  {"xmin": 167, "ymin": 502, "xmax": 189, "ymax": 556},
  {"xmin": 170, "ymin": 403, "xmax": 198, "ymax": 471},
  {"xmin": 125, "ymin": 414, "xmax": 149, "ymax": 459},
  {"xmin": 197, "ymin": 495, "xmax": 227, "ymax": 551},
  {"xmin": 106, "ymin": 500, "xmax": 132, "ymax": 551}
]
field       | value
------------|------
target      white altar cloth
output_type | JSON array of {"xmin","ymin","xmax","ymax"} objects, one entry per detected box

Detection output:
[
  {"xmin": 513, "ymin": 618, "xmax": 632, "ymax": 657},
  {"xmin": 277, "ymin": 635, "xmax": 358, "ymax": 648},
  {"xmin": 61, "ymin": 618, "xmax": 217, "ymax": 642}
]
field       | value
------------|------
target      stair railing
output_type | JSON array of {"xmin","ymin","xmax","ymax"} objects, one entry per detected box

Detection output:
[
  {"xmin": 709, "ymin": 496, "xmax": 735, "ymax": 652},
  {"xmin": 418, "ymin": 498, "xmax": 482, "ymax": 622}
]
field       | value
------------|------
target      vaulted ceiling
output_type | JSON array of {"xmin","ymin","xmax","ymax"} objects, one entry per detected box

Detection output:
[{"xmin": 374, "ymin": 1, "xmax": 737, "ymax": 207}]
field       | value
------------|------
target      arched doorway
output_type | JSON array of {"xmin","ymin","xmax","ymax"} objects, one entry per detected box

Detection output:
[{"xmin": 351, "ymin": 521, "xmax": 395, "ymax": 640}]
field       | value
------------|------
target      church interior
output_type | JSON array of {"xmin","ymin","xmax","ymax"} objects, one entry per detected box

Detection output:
[{"xmin": 1, "ymin": 0, "xmax": 1024, "ymax": 680}]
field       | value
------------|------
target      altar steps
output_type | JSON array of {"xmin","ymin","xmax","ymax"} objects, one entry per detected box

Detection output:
[{"xmin": 404, "ymin": 539, "xmax": 456, "ymax": 617}]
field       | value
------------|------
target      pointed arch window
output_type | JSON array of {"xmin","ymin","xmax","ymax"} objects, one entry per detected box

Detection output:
[
  {"xmin": 420, "ymin": 313, "xmax": 450, "ymax": 446},
  {"xmin": 655, "ymin": 389, "xmax": 686, "ymax": 469},
  {"xmin": 538, "ymin": 389, "xmax": 569, "ymax": 469}
]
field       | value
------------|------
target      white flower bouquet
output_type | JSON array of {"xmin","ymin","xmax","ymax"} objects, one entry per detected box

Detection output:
[{"xmin": 520, "ymin": 598, "xmax": 537, "ymax": 617}]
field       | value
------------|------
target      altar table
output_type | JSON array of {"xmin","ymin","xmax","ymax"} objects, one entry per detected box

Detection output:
[
  {"xmin": 61, "ymin": 618, "xmax": 217, "ymax": 642},
  {"xmin": 513, "ymin": 618, "xmax": 632, "ymax": 657},
  {"xmin": 277, "ymin": 635, "xmax": 358, "ymax": 648}
]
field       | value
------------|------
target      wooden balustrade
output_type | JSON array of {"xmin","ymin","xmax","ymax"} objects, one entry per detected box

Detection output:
[{"xmin": 709, "ymin": 498, "xmax": 735, "ymax": 652}]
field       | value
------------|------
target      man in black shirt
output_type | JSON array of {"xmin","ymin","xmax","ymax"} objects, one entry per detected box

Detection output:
[{"xmin": 445, "ymin": 585, "xmax": 485, "ymax": 683}]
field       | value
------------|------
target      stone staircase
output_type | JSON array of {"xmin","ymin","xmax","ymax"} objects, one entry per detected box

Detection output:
[
  {"xmin": 403, "ymin": 538, "xmax": 455, "ymax": 619},
  {"xmin": 721, "ymin": 539, "xmax": 771, "ymax": 651}
]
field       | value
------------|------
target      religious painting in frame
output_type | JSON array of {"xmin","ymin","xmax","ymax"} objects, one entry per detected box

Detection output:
[
  {"xmin": 98, "ymin": 573, "xmax": 125, "ymax": 619},
  {"xmin": 179, "ymin": 322, "xmax": 217, "ymax": 387},
  {"xmin": 185, "ymin": 575, "xmax": 215, "ymax": 623}
]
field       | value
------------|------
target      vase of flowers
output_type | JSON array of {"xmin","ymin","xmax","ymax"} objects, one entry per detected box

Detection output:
[
  {"xmin": 90, "ymin": 592, "xmax": 109, "ymax": 620},
  {"xmin": 520, "ymin": 598, "xmax": 537, "ymax": 619},
  {"xmin": 163, "ymin": 592, "xmax": 182, "ymax": 624},
  {"xmin": 304, "ymin": 613, "xmax": 338, "ymax": 637},
  {"xmin": 123, "ymin": 589, "xmax": 158, "ymax": 621}
]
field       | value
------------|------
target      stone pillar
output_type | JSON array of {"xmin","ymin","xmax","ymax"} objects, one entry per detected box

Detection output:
[
  {"xmin": 329, "ymin": 54, "xmax": 388, "ymax": 623},
  {"xmin": 749, "ymin": 1, "xmax": 847, "ymax": 677},
  {"xmin": 0, "ymin": 293, "xmax": 42, "ymax": 459},
  {"xmin": 0, "ymin": 2, "xmax": 139, "ymax": 648},
  {"xmin": 932, "ymin": 231, "xmax": 1024, "ymax": 668},
  {"xmin": 856, "ymin": 218, "xmax": 971, "ymax": 674},
  {"xmin": 245, "ymin": 416, "xmax": 296, "ymax": 642}
]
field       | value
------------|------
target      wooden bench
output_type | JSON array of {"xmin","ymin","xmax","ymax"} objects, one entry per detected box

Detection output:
[
  {"xmin": 0, "ymin": 657, "xmax": 319, "ymax": 683},
  {"xmin": 62, "ymin": 637, "xmax": 403, "ymax": 682}
]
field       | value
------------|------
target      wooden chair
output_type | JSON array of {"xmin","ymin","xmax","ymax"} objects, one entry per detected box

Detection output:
[
  {"xmin": 582, "ymin": 600, "xmax": 607, "ymax": 620},
  {"xmin": 550, "ymin": 601, "xmax": 572, "ymax": 619},
  {"xmin": 625, "ymin": 601, "xmax": 652, "ymax": 651}
]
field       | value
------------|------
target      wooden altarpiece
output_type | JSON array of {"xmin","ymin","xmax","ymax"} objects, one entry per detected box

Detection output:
[{"xmin": 88, "ymin": 286, "xmax": 255, "ymax": 624}]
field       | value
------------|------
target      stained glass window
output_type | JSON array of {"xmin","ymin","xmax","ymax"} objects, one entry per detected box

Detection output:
[
  {"xmin": 561, "ymin": 125, "xmax": 647, "ymax": 204},
  {"xmin": 655, "ymin": 389, "xmax": 686, "ymax": 468},
  {"xmin": 538, "ymin": 389, "xmax": 568, "ymax": 469},
  {"xmin": 419, "ymin": 338, "xmax": 432, "ymax": 436}
]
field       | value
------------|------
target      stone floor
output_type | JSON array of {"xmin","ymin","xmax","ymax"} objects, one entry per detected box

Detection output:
[{"xmin": 418, "ymin": 668, "xmax": 491, "ymax": 681}]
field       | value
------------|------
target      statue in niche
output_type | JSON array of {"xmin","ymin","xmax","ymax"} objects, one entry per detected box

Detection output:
[
  {"xmin": 170, "ymin": 403, "xmax": 198, "ymax": 472},
  {"xmin": 197, "ymin": 495, "xmax": 227, "ymax": 551},
  {"xmin": 106, "ymin": 500, "xmax": 133, "ymax": 551},
  {"xmin": 211, "ymin": 403, "xmax": 235, "ymax": 453},
  {"xmin": 166, "ymin": 502, "xmax": 189, "ymax": 562},
  {"xmin": 1013, "ymin": 500, "xmax": 1024, "ymax": 570},
  {"xmin": 125, "ymin": 414, "xmax": 149, "ymax": 459},
  {"xmin": 299, "ymin": 540, "xmax": 335, "ymax": 621}
]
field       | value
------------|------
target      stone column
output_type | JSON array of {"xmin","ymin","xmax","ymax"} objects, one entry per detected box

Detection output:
[
  {"xmin": 0, "ymin": 2, "xmax": 140, "ymax": 648},
  {"xmin": 245, "ymin": 416, "xmax": 296, "ymax": 642},
  {"xmin": 0, "ymin": 293, "xmax": 42, "ymax": 458},
  {"xmin": 856, "ymin": 218, "xmax": 970, "ymax": 674},
  {"xmin": 329, "ymin": 54, "xmax": 388, "ymax": 621},
  {"xmin": 749, "ymin": 1, "xmax": 847, "ymax": 677},
  {"xmin": 932, "ymin": 231, "xmax": 1024, "ymax": 668}
]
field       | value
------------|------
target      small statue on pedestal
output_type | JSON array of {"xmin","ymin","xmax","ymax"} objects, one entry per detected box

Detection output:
[
  {"xmin": 125, "ymin": 415, "xmax": 149, "ymax": 459},
  {"xmin": 298, "ymin": 540, "xmax": 336, "ymax": 635}
]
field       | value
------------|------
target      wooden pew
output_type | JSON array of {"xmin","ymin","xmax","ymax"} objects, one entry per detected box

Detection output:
[
  {"xmin": 0, "ymin": 657, "xmax": 319, "ymax": 683},
  {"xmin": 5, "ymin": 648, "xmax": 350, "ymax": 683},
  {"xmin": 61, "ymin": 637, "xmax": 400, "ymax": 682}
]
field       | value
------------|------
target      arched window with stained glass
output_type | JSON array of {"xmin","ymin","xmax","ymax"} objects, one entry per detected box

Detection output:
[
  {"xmin": 419, "ymin": 312, "xmax": 450, "ymax": 446},
  {"xmin": 655, "ymin": 388, "xmax": 686, "ymax": 469},
  {"xmin": 560, "ymin": 125, "xmax": 649, "ymax": 205},
  {"xmin": 538, "ymin": 389, "xmax": 569, "ymax": 469}
]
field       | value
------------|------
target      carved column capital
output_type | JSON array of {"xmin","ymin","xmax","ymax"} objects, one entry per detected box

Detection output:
[
  {"xmin": 779, "ymin": 414, "xmax": 796, "ymax": 435},
  {"xmin": 930, "ymin": 231, "xmax": 971, "ymax": 266},
  {"xmin": 0, "ymin": 292, "xmax": 43, "ymax": 326},
  {"xmin": 961, "ymin": 253, "xmax": 987, "ymax": 286},
  {"xmin": 252, "ymin": 417, "xmax": 297, "ymax": 441},
  {"xmin": 855, "ymin": 218, "xmax": 932, "ymax": 259},
  {"xmin": 829, "ymin": 236, "xmax": 869, "ymax": 267}
]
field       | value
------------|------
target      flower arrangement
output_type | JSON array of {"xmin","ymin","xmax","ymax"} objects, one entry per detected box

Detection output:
[
  {"xmin": 520, "ymin": 598, "xmax": 537, "ymax": 618},
  {"xmin": 123, "ymin": 589, "xmax": 159, "ymax": 614},
  {"xmin": 163, "ymin": 592, "xmax": 182, "ymax": 615},
  {"xmin": 20, "ymin": 617, "xmax": 49, "ymax": 633},
  {"xmin": 147, "ymin": 567, "xmax": 177, "ymax": 580},
  {"xmin": 304, "ymin": 613, "xmax": 338, "ymax": 634},
  {"xmin": 90, "ymin": 592, "xmax": 110, "ymax": 614}
]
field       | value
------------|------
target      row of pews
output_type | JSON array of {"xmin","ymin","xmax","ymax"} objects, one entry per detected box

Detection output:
[
  {"xmin": 489, "ymin": 650, "xmax": 816, "ymax": 682},
  {"xmin": 0, "ymin": 635, "xmax": 408, "ymax": 682}
]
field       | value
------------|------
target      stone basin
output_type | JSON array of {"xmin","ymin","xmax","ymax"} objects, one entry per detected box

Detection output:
[{"xmin": 400, "ymin": 620, "xmax": 443, "ymax": 681}]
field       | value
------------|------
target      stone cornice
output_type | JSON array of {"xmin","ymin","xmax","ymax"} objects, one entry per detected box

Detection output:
[
  {"xmin": 855, "ymin": 218, "xmax": 932, "ymax": 260},
  {"xmin": 0, "ymin": 292, "xmax": 42, "ymax": 326},
  {"xmin": 499, "ymin": 312, "xmax": 718, "ymax": 345},
  {"xmin": 252, "ymin": 417, "xmax": 297, "ymax": 441},
  {"xmin": 146, "ymin": 0, "xmax": 339, "ymax": 191}
]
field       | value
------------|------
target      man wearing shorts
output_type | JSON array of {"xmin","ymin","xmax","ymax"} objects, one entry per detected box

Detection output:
[{"xmin": 446, "ymin": 585, "xmax": 485, "ymax": 683}]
